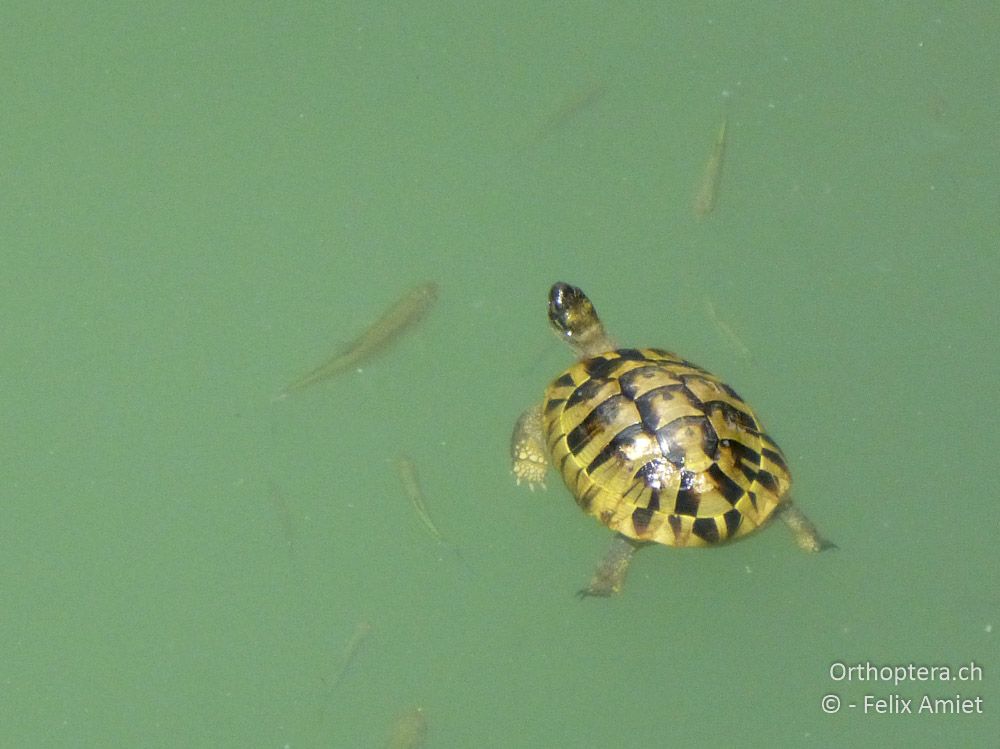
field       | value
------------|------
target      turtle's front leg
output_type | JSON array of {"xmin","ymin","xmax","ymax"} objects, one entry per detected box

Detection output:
[
  {"xmin": 778, "ymin": 501, "xmax": 836, "ymax": 552},
  {"xmin": 511, "ymin": 405, "xmax": 548, "ymax": 488},
  {"xmin": 578, "ymin": 534, "xmax": 640, "ymax": 598}
]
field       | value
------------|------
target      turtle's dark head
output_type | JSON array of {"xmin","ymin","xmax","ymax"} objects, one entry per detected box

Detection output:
[
  {"xmin": 548, "ymin": 282, "xmax": 615, "ymax": 358},
  {"xmin": 548, "ymin": 282, "xmax": 598, "ymax": 336}
]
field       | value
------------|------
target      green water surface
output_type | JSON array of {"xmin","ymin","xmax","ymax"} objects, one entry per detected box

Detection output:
[{"xmin": 2, "ymin": 3, "xmax": 997, "ymax": 747}]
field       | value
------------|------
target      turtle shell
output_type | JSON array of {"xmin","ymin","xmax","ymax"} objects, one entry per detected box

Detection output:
[{"xmin": 542, "ymin": 347, "xmax": 790, "ymax": 547}]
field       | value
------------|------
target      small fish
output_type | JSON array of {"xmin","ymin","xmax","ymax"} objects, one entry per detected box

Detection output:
[
  {"xmin": 396, "ymin": 456, "xmax": 459, "ymax": 556},
  {"xmin": 524, "ymin": 81, "xmax": 607, "ymax": 148},
  {"xmin": 281, "ymin": 281, "xmax": 438, "ymax": 396},
  {"xmin": 386, "ymin": 707, "xmax": 427, "ymax": 749},
  {"xmin": 705, "ymin": 299, "xmax": 751, "ymax": 360},
  {"xmin": 264, "ymin": 477, "xmax": 297, "ymax": 558},
  {"xmin": 328, "ymin": 620, "xmax": 373, "ymax": 690},
  {"xmin": 693, "ymin": 118, "xmax": 728, "ymax": 218},
  {"xmin": 315, "ymin": 619, "xmax": 374, "ymax": 729}
]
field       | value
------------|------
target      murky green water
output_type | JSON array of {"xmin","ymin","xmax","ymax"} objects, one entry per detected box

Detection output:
[{"xmin": 2, "ymin": 3, "xmax": 997, "ymax": 747}]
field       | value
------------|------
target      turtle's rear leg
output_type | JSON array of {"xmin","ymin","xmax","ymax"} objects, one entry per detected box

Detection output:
[
  {"xmin": 578, "ymin": 534, "xmax": 640, "ymax": 598},
  {"xmin": 778, "ymin": 501, "xmax": 836, "ymax": 552},
  {"xmin": 511, "ymin": 405, "xmax": 548, "ymax": 488}
]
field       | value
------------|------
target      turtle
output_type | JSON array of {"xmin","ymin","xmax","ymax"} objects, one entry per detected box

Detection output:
[{"xmin": 511, "ymin": 282, "xmax": 833, "ymax": 597}]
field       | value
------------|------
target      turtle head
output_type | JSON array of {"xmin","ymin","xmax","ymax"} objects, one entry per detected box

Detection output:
[{"xmin": 548, "ymin": 282, "xmax": 615, "ymax": 357}]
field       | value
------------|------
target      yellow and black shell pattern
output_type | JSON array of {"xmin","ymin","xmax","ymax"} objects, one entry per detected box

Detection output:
[{"xmin": 543, "ymin": 347, "xmax": 790, "ymax": 547}]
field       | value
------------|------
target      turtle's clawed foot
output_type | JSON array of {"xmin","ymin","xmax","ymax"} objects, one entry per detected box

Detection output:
[
  {"xmin": 780, "ymin": 503, "xmax": 836, "ymax": 553},
  {"xmin": 576, "ymin": 534, "xmax": 638, "ymax": 599},
  {"xmin": 511, "ymin": 406, "xmax": 549, "ymax": 489},
  {"xmin": 576, "ymin": 579, "xmax": 618, "ymax": 599}
]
